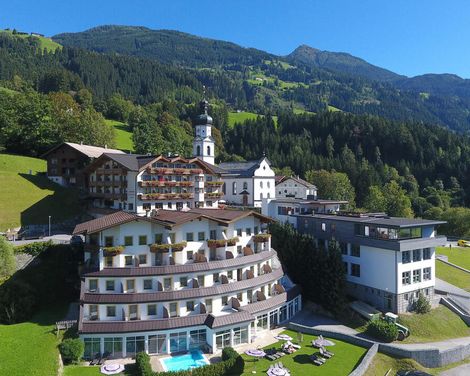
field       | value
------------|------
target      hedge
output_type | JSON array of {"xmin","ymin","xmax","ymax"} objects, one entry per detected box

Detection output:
[
  {"xmin": 135, "ymin": 346, "xmax": 244, "ymax": 376},
  {"xmin": 14, "ymin": 241, "xmax": 53, "ymax": 256},
  {"xmin": 59, "ymin": 338, "xmax": 84, "ymax": 364},
  {"xmin": 366, "ymin": 318, "xmax": 398, "ymax": 342}
]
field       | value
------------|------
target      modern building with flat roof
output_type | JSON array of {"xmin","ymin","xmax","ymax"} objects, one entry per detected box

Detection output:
[
  {"xmin": 295, "ymin": 212, "xmax": 446, "ymax": 313},
  {"xmin": 73, "ymin": 208, "xmax": 301, "ymax": 358}
]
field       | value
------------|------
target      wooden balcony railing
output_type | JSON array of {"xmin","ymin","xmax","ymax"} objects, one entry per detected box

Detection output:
[
  {"xmin": 146, "ymin": 167, "xmax": 203, "ymax": 175},
  {"xmin": 138, "ymin": 193, "xmax": 194, "ymax": 200}
]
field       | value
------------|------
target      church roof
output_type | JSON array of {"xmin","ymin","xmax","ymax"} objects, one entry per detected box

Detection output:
[{"xmin": 218, "ymin": 157, "xmax": 271, "ymax": 178}]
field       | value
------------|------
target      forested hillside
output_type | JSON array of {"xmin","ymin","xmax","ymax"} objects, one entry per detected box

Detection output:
[{"xmin": 52, "ymin": 25, "xmax": 470, "ymax": 133}]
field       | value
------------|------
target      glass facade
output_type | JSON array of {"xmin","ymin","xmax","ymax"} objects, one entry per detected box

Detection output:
[
  {"xmin": 126, "ymin": 336, "xmax": 145, "ymax": 356},
  {"xmin": 169, "ymin": 332, "xmax": 187, "ymax": 352},
  {"xmin": 84, "ymin": 338, "xmax": 101, "ymax": 359},
  {"xmin": 148, "ymin": 334, "xmax": 166, "ymax": 354},
  {"xmin": 104, "ymin": 337, "xmax": 123, "ymax": 358}
]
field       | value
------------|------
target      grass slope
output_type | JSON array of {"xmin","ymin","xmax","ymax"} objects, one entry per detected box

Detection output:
[
  {"xmin": 364, "ymin": 352, "xmax": 470, "ymax": 376},
  {"xmin": 436, "ymin": 246, "xmax": 470, "ymax": 270},
  {"xmin": 104, "ymin": 119, "xmax": 134, "ymax": 151},
  {"xmin": 228, "ymin": 111, "xmax": 278, "ymax": 128},
  {"xmin": 0, "ymin": 154, "xmax": 82, "ymax": 231},
  {"xmin": 1, "ymin": 29, "xmax": 61, "ymax": 52},
  {"xmin": 240, "ymin": 329, "xmax": 366, "ymax": 375},
  {"xmin": 0, "ymin": 305, "xmax": 67, "ymax": 376},
  {"xmin": 398, "ymin": 305, "xmax": 470, "ymax": 343},
  {"xmin": 436, "ymin": 260, "xmax": 470, "ymax": 292}
]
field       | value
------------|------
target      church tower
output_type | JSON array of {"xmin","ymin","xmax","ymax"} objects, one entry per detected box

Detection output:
[{"xmin": 192, "ymin": 98, "xmax": 215, "ymax": 165}]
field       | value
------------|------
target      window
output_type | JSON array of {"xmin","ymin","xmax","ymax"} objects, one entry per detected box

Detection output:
[
  {"xmin": 205, "ymin": 298, "xmax": 212, "ymax": 313},
  {"xmin": 138, "ymin": 235, "xmax": 147, "ymax": 245},
  {"xmin": 321, "ymin": 223, "xmax": 326, "ymax": 232},
  {"xmin": 198, "ymin": 232, "xmax": 205, "ymax": 241},
  {"xmin": 207, "ymin": 145, "xmax": 211, "ymax": 155},
  {"xmin": 413, "ymin": 249, "xmax": 422, "ymax": 262},
  {"xmin": 186, "ymin": 301, "xmax": 195, "ymax": 311},
  {"xmin": 246, "ymin": 227, "xmax": 252, "ymax": 236},
  {"xmin": 423, "ymin": 248, "xmax": 431, "ymax": 260},
  {"xmin": 154, "ymin": 233, "xmax": 163, "ymax": 244},
  {"xmin": 107, "ymin": 306, "xmax": 116, "ymax": 317},
  {"xmin": 209, "ymin": 230, "xmax": 217, "ymax": 240},
  {"xmin": 237, "ymin": 292, "xmax": 243, "ymax": 301},
  {"xmin": 351, "ymin": 263, "xmax": 361, "ymax": 277},
  {"xmin": 237, "ymin": 228, "xmax": 242, "ymax": 236},
  {"xmin": 138, "ymin": 254, "xmax": 147, "ymax": 265},
  {"xmin": 402, "ymin": 251, "xmax": 411, "ymax": 264},
  {"xmin": 423, "ymin": 267, "xmax": 432, "ymax": 280},
  {"xmin": 124, "ymin": 236, "xmax": 133, "ymax": 246},
  {"xmin": 232, "ymin": 182, "xmax": 237, "ymax": 195},
  {"xmin": 125, "ymin": 255, "xmax": 133, "ymax": 266},
  {"xmin": 413, "ymin": 269, "xmax": 421, "ymax": 283},
  {"xmin": 128, "ymin": 203, "xmax": 134, "ymax": 211},
  {"xmin": 237, "ymin": 245, "xmax": 242, "ymax": 255},
  {"xmin": 186, "ymin": 232, "xmax": 194, "ymax": 242},
  {"xmin": 88, "ymin": 279, "xmax": 98, "ymax": 292},
  {"xmin": 222, "ymin": 296, "xmax": 228, "ymax": 305},
  {"xmin": 169, "ymin": 302, "xmax": 178, "ymax": 317},
  {"xmin": 187, "ymin": 250, "xmax": 193, "ymax": 260},
  {"xmin": 164, "ymin": 278, "xmax": 172, "ymax": 291},
  {"xmin": 143, "ymin": 279, "xmax": 152, "ymax": 290},
  {"xmin": 351, "ymin": 244, "xmax": 360, "ymax": 257},
  {"xmin": 402, "ymin": 271, "xmax": 411, "ymax": 285},
  {"xmin": 196, "ymin": 145, "xmax": 201, "ymax": 156},
  {"xmin": 340, "ymin": 242, "xmax": 348, "ymax": 255},
  {"xmin": 147, "ymin": 304, "xmax": 157, "ymax": 316},
  {"xmin": 213, "ymin": 273, "xmax": 219, "ymax": 283},
  {"xmin": 254, "ymin": 226, "xmax": 259, "ymax": 234},
  {"xmin": 167, "ymin": 202, "xmax": 172, "ymax": 209},
  {"xmin": 197, "ymin": 275, "xmax": 205, "ymax": 287},
  {"xmin": 126, "ymin": 279, "xmax": 135, "ymax": 292},
  {"xmin": 104, "ymin": 236, "xmax": 114, "ymax": 247},
  {"xmin": 106, "ymin": 280, "xmax": 115, "ymax": 291},
  {"xmin": 180, "ymin": 276, "xmax": 188, "ymax": 287}
]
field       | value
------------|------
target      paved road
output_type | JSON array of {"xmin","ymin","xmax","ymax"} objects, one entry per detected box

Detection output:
[
  {"xmin": 435, "ymin": 278, "xmax": 470, "ymax": 298},
  {"xmin": 8, "ymin": 234, "xmax": 72, "ymax": 246},
  {"xmin": 439, "ymin": 363, "xmax": 470, "ymax": 376}
]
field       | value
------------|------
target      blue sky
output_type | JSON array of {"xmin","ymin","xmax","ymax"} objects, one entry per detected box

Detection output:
[{"xmin": 2, "ymin": 0, "xmax": 469, "ymax": 78}]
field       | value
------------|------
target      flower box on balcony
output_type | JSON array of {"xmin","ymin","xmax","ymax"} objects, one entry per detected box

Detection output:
[
  {"xmin": 150, "ymin": 241, "xmax": 187, "ymax": 253},
  {"xmin": 190, "ymin": 169, "xmax": 203, "ymax": 174},
  {"xmin": 253, "ymin": 233, "xmax": 271, "ymax": 243},
  {"xmin": 103, "ymin": 246, "xmax": 125, "ymax": 257},
  {"xmin": 206, "ymin": 181, "xmax": 224, "ymax": 186},
  {"xmin": 205, "ymin": 192, "xmax": 224, "ymax": 198},
  {"xmin": 207, "ymin": 237, "xmax": 239, "ymax": 248}
]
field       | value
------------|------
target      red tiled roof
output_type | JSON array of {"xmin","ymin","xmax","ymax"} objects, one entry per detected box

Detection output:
[{"xmin": 73, "ymin": 211, "xmax": 140, "ymax": 235}]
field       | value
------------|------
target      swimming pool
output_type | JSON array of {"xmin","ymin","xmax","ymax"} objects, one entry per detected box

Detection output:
[{"xmin": 160, "ymin": 350, "xmax": 209, "ymax": 372}]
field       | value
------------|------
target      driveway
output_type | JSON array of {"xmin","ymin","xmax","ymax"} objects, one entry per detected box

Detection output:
[{"xmin": 439, "ymin": 363, "xmax": 470, "ymax": 376}]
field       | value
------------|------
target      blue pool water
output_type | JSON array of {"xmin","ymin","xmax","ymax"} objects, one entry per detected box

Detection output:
[{"xmin": 161, "ymin": 351, "xmax": 209, "ymax": 372}]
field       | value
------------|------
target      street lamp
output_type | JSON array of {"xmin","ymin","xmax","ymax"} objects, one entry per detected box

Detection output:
[{"xmin": 48, "ymin": 215, "xmax": 51, "ymax": 237}]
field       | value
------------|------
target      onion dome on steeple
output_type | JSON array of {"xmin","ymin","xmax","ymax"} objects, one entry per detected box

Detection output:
[{"xmin": 193, "ymin": 97, "xmax": 213, "ymax": 126}]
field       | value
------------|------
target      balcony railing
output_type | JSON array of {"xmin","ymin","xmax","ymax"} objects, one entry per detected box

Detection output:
[
  {"xmin": 138, "ymin": 193, "xmax": 194, "ymax": 201},
  {"xmin": 205, "ymin": 181, "xmax": 224, "ymax": 186},
  {"xmin": 253, "ymin": 234, "xmax": 271, "ymax": 243},
  {"xmin": 139, "ymin": 181, "xmax": 194, "ymax": 188},
  {"xmin": 204, "ymin": 192, "xmax": 224, "ymax": 199},
  {"xmin": 207, "ymin": 237, "xmax": 239, "ymax": 249},
  {"xmin": 146, "ymin": 167, "xmax": 203, "ymax": 175}
]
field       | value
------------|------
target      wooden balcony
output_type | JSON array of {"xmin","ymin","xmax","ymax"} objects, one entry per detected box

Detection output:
[
  {"xmin": 146, "ymin": 167, "xmax": 203, "ymax": 175},
  {"xmin": 204, "ymin": 192, "xmax": 224, "ymax": 199},
  {"xmin": 139, "ymin": 181, "xmax": 194, "ymax": 188},
  {"xmin": 138, "ymin": 193, "xmax": 194, "ymax": 201}
]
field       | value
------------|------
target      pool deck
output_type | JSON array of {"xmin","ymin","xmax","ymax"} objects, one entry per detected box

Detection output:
[{"xmin": 149, "ymin": 327, "xmax": 286, "ymax": 372}]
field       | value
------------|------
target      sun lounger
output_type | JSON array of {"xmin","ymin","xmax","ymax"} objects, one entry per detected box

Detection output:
[
  {"xmin": 319, "ymin": 348, "xmax": 332, "ymax": 359},
  {"xmin": 275, "ymin": 351, "xmax": 285, "ymax": 357},
  {"xmin": 310, "ymin": 354, "xmax": 326, "ymax": 366},
  {"xmin": 89, "ymin": 353, "xmax": 101, "ymax": 366},
  {"xmin": 321, "ymin": 347, "xmax": 334, "ymax": 357},
  {"xmin": 311, "ymin": 340, "xmax": 321, "ymax": 348}
]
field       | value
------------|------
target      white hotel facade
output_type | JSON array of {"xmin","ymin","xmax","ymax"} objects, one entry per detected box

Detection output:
[{"xmin": 74, "ymin": 209, "xmax": 301, "ymax": 358}]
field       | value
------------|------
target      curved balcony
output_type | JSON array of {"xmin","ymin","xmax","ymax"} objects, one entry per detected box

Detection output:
[
  {"xmin": 82, "ymin": 267, "xmax": 284, "ymax": 304},
  {"xmin": 138, "ymin": 193, "xmax": 194, "ymax": 201},
  {"xmin": 139, "ymin": 181, "xmax": 194, "ymax": 188},
  {"xmin": 146, "ymin": 168, "xmax": 203, "ymax": 175},
  {"xmin": 84, "ymin": 249, "xmax": 277, "ymax": 277},
  {"xmin": 204, "ymin": 192, "xmax": 224, "ymax": 199}
]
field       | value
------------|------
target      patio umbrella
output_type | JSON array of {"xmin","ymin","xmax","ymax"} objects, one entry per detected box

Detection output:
[
  {"xmin": 100, "ymin": 364, "xmax": 125, "ymax": 375},
  {"xmin": 274, "ymin": 334, "xmax": 293, "ymax": 341},
  {"xmin": 313, "ymin": 336, "xmax": 335, "ymax": 347},
  {"xmin": 245, "ymin": 349, "xmax": 266, "ymax": 358},
  {"xmin": 267, "ymin": 367, "xmax": 290, "ymax": 376}
]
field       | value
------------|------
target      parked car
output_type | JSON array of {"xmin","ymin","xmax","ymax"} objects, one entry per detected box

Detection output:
[{"xmin": 457, "ymin": 239, "xmax": 470, "ymax": 247}]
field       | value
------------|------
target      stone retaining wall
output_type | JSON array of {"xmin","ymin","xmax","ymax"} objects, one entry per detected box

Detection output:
[
  {"xmin": 288, "ymin": 322, "xmax": 470, "ymax": 368},
  {"xmin": 436, "ymin": 258, "xmax": 470, "ymax": 274},
  {"xmin": 348, "ymin": 343, "xmax": 378, "ymax": 376}
]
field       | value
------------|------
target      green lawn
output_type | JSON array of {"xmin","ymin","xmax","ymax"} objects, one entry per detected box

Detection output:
[
  {"xmin": 240, "ymin": 330, "xmax": 367, "ymax": 375},
  {"xmin": 0, "ymin": 153, "xmax": 82, "ymax": 231},
  {"xmin": 228, "ymin": 112, "xmax": 278, "ymax": 128},
  {"xmin": 327, "ymin": 105, "xmax": 342, "ymax": 112},
  {"xmin": 0, "ymin": 30, "xmax": 61, "ymax": 52},
  {"xmin": 436, "ymin": 246, "xmax": 470, "ymax": 270},
  {"xmin": 436, "ymin": 260, "xmax": 470, "ymax": 292},
  {"xmin": 0, "ymin": 305, "xmax": 67, "ymax": 376},
  {"xmin": 398, "ymin": 305, "xmax": 470, "ymax": 343},
  {"xmin": 104, "ymin": 119, "xmax": 134, "ymax": 151},
  {"xmin": 364, "ymin": 352, "xmax": 470, "ymax": 376}
]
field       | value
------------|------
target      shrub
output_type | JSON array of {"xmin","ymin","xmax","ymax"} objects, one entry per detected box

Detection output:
[
  {"xmin": 59, "ymin": 338, "xmax": 84, "ymax": 364},
  {"xmin": 14, "ymin": 241, "xmax": 53, "ymax": 256},
  {"xmin": 221, "ymin": 346, "xmax": 238, "ymax": 361},
  {"xmin": 0, "ymin": 236, "xmax": 16, "ymax": 279},
  {"xmin": 366, "ymin": 318, "xmax": 398, "ymax": 342},
  {"xmin": 414, "ymin": 292, "xmax": 431, "ymax": 314},
  {"xmin": 136, "ymin": 352, "xmax": 153, "ymax": 376}
]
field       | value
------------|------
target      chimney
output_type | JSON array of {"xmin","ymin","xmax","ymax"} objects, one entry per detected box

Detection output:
[{"xmin": 105, "ymin": 144, "xmax": 108, "ymax": 149}]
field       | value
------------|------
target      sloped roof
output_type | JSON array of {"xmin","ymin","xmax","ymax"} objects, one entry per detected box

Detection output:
[
  {"xmin": 276, "ymin": 175, "xmax": 317, "ymax": 189},
  {"xmin": 99, "ymin": 153, "xmax": 152, "ymax": 171},
  {"xmin": 42, "ymin": 142, "xmax": 124, "ymax": 158},
  {"xmin": 218, "ymin": 157, "xmax": 271, "ymax": 177},
  {"xmin": 73, "ymin": 211, "xmax": 139, "ymax": 235}
]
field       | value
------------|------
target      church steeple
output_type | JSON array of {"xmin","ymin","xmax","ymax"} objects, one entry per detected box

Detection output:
[{"xmin": 193, "ymin": 94, "xmax": 215, "ymax": 165}]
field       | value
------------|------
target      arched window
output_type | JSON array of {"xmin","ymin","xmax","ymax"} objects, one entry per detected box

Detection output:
[
  {"xmin": 207, "ymin": 145, "xmax": 211, "ymax": 156},
  {"xmin": 196, "ymin": 145, "xmax": 201, "ymax": 156},
  {"xmin": 260, "ymin": 181, "xmax": 263, "ymax": 188},
  {"xmin": 232, "ymin": 182, "xmax": 237, "ymax": 195},
  {"xmin": 267, "ymin": 181, "xmax": 270, "ymax": 188}
]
